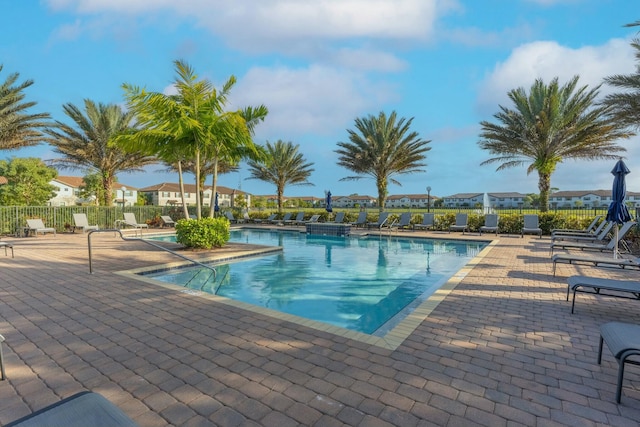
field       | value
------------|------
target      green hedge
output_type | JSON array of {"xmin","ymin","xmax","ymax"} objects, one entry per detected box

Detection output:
[{"xmin": 175, "ymin": 217, "xmax": 230, "ymax": 249}]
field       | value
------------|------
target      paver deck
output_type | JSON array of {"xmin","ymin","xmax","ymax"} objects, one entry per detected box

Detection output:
[{"xmin": 1, "ymin": 227, "xmax": 639, "ymax": 426}]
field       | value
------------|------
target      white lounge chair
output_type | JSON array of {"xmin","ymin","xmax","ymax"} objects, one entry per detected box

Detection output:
[
  {"xmin": 25, "ymin": 219, "xmax": 56, "ymax": 237},
  {"xmin": 521, "ymin": 214, "xmax": 541, "ymax": 238},
  {"xmin": 414, "ymin": 213, "xmax": 434, "ymax": 231},
  {"xmin": 449, "ymin": 213, "xmax": 469, "ymax": 234},
  {"xmin": 479, "ymin": 214, "xmax": 499, "ymax": 236},
  {"xmin": 122, "ymin": 213, "xmax": 148, "ymax": 236},
  {"xmin": 160, "ymin": 215, "xmax": 176, "ymax": 227},
  {"xmin": 72, "ymin": 213, "xmax": 99, "ymax": 233},
  {"xmin": 0, "ymin": 241, "xmax": 13, "ymax": 258}
]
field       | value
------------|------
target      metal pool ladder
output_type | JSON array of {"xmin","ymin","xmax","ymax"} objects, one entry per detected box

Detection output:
[{"xmin": 86, "ymin": 229, "xmax": 217, "ymax": 282}]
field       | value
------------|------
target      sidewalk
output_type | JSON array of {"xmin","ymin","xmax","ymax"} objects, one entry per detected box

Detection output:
[{"xmin": 0, "ymin": 230, "xmax": 639, "ymax": 426}]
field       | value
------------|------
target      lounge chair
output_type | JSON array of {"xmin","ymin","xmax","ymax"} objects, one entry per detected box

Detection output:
[
  {"xmin": 300, "ymin": 214, "xmax": 320, "ymax": 225},
  {"xmin": 551, "ymin": 221, "xmax": 613, "ymax": 243},
  {"xmin": 4, "ymin": 391, "xmax": 138, "ymax": 427},
  {"xmin": 72, "ymin": 213, "xmax": 99, "ymax": 233},
  {"xmin": 550, "ymin": 221, "xmax": 636, "ymax": 254},
  {"xmin": 551, "ymin": 253, "xmax": 640, "ymax": 276},
  {"xmin": 351, "ymin": 211, "xmax": 368, "ymax": 228},
  {"xmin": 552, "ymin": 219, "xmax": 609, "ymax": 238},
  {"xmin": 367, "ymin": 212, "xmax": 390, "ymax": 229},
  {"xmin": 160, "ymin": 215, "xmax": 175, "ymax": 227},
  {"xmin": 241, "ymin": 212, "xmax": 251, "ymax": 223},
  {"xmin": 285, "ymin": 212, "xmax": 304, "ymax": 225},
  {"xmin": 567, "ymin": 275, "xmax": 640, "ymax": 314},
  {"xmin": 414, "ymin": 213, "xmax": 434, "ymax": 231},
  {"xmin": 122, "ymin": 213, "xmax": 149, "ymax": 236},
  {"xmin": 597, "ymin": 321, "xmax": 640, "ymax": 403},
  {"xmin": 225, "ymin": 211, "xmax": 238, "ymax": 223},
  {"xmin": 0, "ymin": 241, "xmax": 13, "ymax": 258},
  {"xmin": 274, "ymin": 212, "xmax": 292, "ymax": 225},
  {"xmin": 0, "ymin": 333, "xmax": 5, "ymax": 380},
  {"xmin": 479, "ymin": 214, "xmax": 499, "ymax": 236},
  {"xmin": 254, "ymin": 214, "xmax": 276, "ymax": 224},
  {"xmin": 551, "ymin": 215, "xmax": 602, "ymax": 235},
  {"xmin": 449, "ymin": 213, "xmax": 469, "ymax": 234},
  {"xmin": 25, "ymin": 219, "xmax": 56, "ymax": 237},
  {"xmin": 329, "ymin": 212, "xmax": 345, "ymax": 223},
  {"xmin": 389, "ymin": 212, "xmax": 412, "ymax": 230},
  {"xmin": 521, "ymin": 214, "xmax": 541, "ymax": 238}
]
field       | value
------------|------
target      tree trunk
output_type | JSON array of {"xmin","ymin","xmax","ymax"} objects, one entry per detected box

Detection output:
[
  {"xmin": 176, "ymin": 161, "xmax": 189, "ymax": 219},
  {"xmin": 377, "ymin": 177, "xmax": 387, "ymax": 212},
  {"xmin": 538, "ymin": 171, "xmax": 551, "ymax": 213},
  {"xmin": 208, "ymin": 159, "xmax": 219, "ymax": 218},
  {"xmin": 195, "ymin": 149, "xmax": 201, "ymax": 219}
]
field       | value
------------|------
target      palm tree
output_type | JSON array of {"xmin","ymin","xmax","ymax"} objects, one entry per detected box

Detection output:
[
  {"xmin": 601, "ymin": 35, "xmax": 640, "ymax": 131},
  {"xmin": 122, "ymin": 60, "xmax": 266, "ymax": 219},
  {"xmin": 246, "ymin": 140, "xmax": 314, "ymax": 212},
  {"xmin": 43, "ymin": 100, "xmax": 156, "ymax": 206},
  {"xmin": 479, "ymin": 76, "xmax": 631, "ymax": 212},
  {"xmin": 0, "ymin": 65, "xmax": 50, "ymax": 150},
  {"xmin": 335, "ymin": 111, "xmax": 430, "ymax": 211}
]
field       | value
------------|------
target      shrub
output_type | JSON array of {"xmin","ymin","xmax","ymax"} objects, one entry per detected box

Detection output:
[{"xmin": 175, "ymin": 217, "xmax": 230, "ymax": 249}]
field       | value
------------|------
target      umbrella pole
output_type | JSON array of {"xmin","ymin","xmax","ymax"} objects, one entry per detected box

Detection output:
[{"xmin": 614, "ymin": 226, "xmax": 619, "ymax": 259}]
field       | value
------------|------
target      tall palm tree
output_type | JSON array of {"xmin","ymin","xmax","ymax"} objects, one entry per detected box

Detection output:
[
  {"xmin": 335, "ymin": 111, "xmax": 430, "ymax": 211},
  {"xmin": 246, "ymin": 140, "xmax": 314, "ymax": 212},
  {"xmin": 0, "ymin": 65, "xmax": 50, "ymax": 150},
  {"xmin": 601, "ymin": 34, "xmax": 640, "ymax": 130},
  {"xmin": 479, "ymin": 76, "xmax": 631, "ymax": 212},
  {"xmin": 122, "ymin": 60, "xmax": 266, "ymax": 219},
  {"xmin": 43, "ymin": 100, "xmax": 156, "ymax": 206}
]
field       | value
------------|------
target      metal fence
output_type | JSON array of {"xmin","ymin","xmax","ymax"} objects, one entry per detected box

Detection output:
[
  {"xmin": 0, "ymin": 206, "xmax": 169, "ymax": 235},
  {"xmin": 0, "ymin": 205, "xmax": 610, "ymax": 236}
]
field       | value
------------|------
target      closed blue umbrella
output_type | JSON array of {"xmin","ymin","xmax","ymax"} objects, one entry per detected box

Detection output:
[
  {"xmin": 214, "ymin": 192, "xmax": 220, "ymax": 213},
  {"xmin": 325, "ymin": 191, "xmax": 333, "ymax": 213},
  {"xmin": 606, "ymin": 159, "xmax": 631, "ymax": 258}
]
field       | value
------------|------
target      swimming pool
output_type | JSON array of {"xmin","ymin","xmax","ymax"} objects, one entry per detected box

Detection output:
[{"xmin": 141, "ymin": 229, "xmax": 489, "ymax": 336}]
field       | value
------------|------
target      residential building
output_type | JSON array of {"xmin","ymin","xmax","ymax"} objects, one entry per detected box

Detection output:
[
  {"xmin": 442, "ymin": 192, "xmax": 527, "ymax": 209},
  {"xmin": 138, "ymin": 183, "xmax": 249, "ymax": 208},
  {"xmin": 385, "ymin": 194, "xmax": 440, "ymax": 209},
  {"xmin": 549, "ymin": 190, "xmax": 640, "ymax": 209},
  {"xmin": 48, "ymin": 176, "xmax": 137, "ymax": 206},
  {"xmin": 331, "ymin": 195, "xmax": 377, "ymax": 208}
]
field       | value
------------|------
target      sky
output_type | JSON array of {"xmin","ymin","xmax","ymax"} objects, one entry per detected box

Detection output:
[{"xmin": 1, "ymin": 0, "xmax": 639, "ymax": 199}]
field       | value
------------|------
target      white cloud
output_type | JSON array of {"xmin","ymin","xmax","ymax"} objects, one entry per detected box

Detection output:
[
  {"xmin": 477, "ymin": 38, "xmax": 635, "ymax": 111},
  {"xmin": 230, "ymin": 64, "xmax": 398, "ymax": 138}
]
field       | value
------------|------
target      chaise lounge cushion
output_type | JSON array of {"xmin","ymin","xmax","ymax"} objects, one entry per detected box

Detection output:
[{"xmin": 5, "ymin": 391, "xmax": 138, "ymax": 427}]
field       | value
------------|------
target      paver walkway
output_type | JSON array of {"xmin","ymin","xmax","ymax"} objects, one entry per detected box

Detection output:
[{"xmin": 0, "ymin": 229, "xmax": 639, "ymax": 426}]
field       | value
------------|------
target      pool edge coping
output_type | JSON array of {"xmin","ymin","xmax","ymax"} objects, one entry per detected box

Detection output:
[{"xmin": 115, "ymin": 236, "xmax": 498, "ymax": 351}]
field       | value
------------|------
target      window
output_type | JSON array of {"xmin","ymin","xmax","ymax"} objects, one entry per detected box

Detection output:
[{"xmin": 162, "ymin": 192, "xmax": 171, "ymax": 197}]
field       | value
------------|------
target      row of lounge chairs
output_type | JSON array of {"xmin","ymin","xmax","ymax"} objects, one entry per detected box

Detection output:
[{"xmin": 548, "ymin": 215, "xmax": 640, "ymax": 404}]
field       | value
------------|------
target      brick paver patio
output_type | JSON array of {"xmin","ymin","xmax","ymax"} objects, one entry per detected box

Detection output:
[{"xmin": 0, "ymin": 228, "xmax": 639, "ymax": 426}]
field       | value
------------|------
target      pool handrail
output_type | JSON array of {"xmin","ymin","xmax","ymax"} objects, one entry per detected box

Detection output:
[{"xmin": 86, "ymin": 229, "xmax": 217, "ymax": 280}]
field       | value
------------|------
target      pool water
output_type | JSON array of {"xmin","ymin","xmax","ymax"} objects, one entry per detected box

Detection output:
[{"xmin": 143, "ymin": 229, "xmax": 488, "ymax": 335}]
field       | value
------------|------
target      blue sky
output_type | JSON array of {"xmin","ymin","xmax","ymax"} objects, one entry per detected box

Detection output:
[{"xmin": 2, "ymin": 0, "xmax": 639, "ymax": 199}]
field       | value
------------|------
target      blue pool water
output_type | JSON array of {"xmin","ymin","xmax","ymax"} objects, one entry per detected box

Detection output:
[{"xmin": 143, "ymin": 229, "xmax": 488, "ymax": 335}]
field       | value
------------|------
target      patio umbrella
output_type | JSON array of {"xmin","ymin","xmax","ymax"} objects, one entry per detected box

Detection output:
[
  {"xmin": 325, "ymin": 191, "xmax": 333, "ymax": 213},
  {"xmin": 605, "ymin": 159, "xmax": 631, "ymax": 259},
  {"xmin": 214, "ymin": 192, "xmax": 220, "ymax": 213}
]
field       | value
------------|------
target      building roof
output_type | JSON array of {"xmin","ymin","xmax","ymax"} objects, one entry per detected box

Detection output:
[
  {"xmin": 53, "ymin": 176, "xmax": 85, "ymax": 188},
  {"xmin": 0, "ymin": 176, "xmax": 7, "ymax": 185},
  {"xmin": 139, "ymin": 182, "xmax": 245, "ymax": 195}
]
